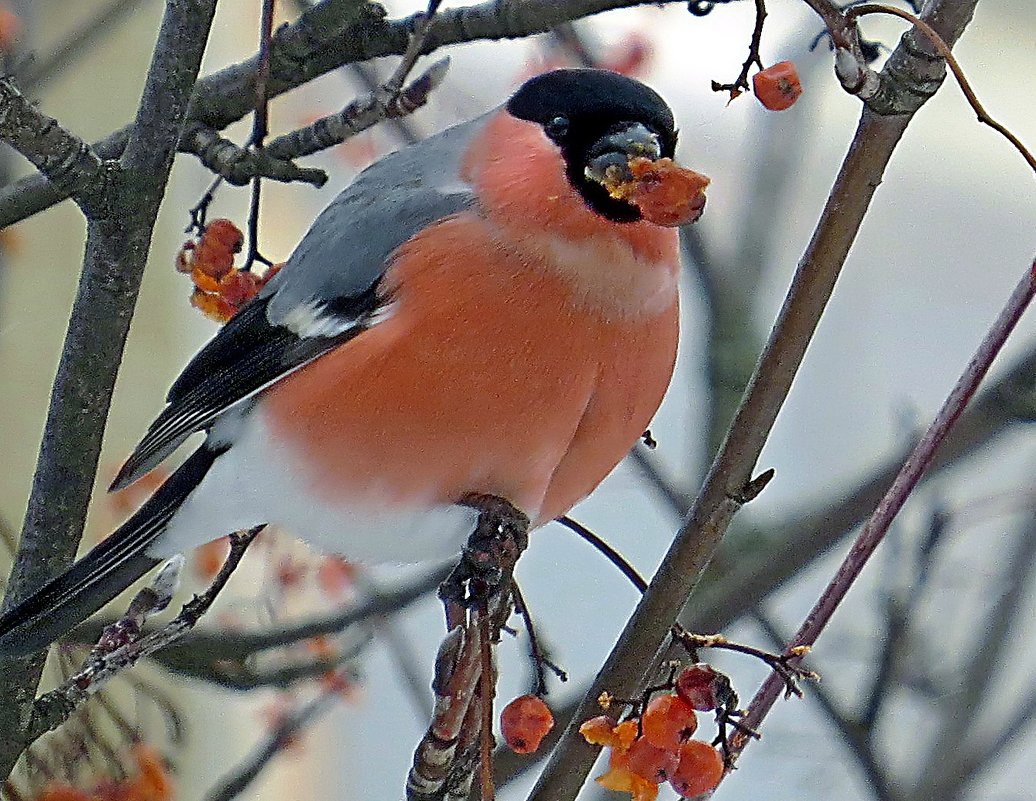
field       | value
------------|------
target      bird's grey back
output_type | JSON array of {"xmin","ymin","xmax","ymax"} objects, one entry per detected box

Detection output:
[{"xmin": 264, "ymin": 112, "xmax": 491, "ymax": 324}]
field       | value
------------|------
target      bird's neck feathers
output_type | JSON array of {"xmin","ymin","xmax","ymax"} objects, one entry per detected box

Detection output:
[{"xmin": 462, "ymin": 111, "xmax": 680, "ymax": 321}]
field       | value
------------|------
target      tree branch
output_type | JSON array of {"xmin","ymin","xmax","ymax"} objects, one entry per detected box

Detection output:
[
  {"xmin": 0, "ymin": 0, "xmax": 220, "ymax": 782},
  {"xmin": 0, "ymin": 0, "xmax": 678, "ymax": 228},
  {"xmin": 0, "ymin": 76, "xmax": 109, "ymax": 215},
  {"xmin": 734, "ymin": 257, "xmax": 1036, "ymax": 768},
  {"xmin": 526, "ymin": 0, "xmax": 983, "ymax": 795},
  {"xmin": 66, "ymin": 563, "xmax": 450, "ymax": 667},
  {"xmin": 27, "ymin": 530, "xmax": 257, "ymax": 742}
]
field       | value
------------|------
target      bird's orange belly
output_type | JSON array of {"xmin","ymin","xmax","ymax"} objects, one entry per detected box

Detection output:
[{"xmin": 261, "ymin": 214, "xmax": 678, "ymax": 525}]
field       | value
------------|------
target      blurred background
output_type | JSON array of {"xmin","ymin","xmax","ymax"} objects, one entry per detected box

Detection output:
[{"xmin": 1, "ymin": 1, "xmax": 1035, "ymax": 800}]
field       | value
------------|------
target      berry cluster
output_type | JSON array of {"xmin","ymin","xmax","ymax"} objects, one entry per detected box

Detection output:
[
  {"xmin": 175, "ymin": 219, "xmax": 280, "ymax": 323},
  {"xmin": 32, "ymin": 743, "xmax": 172, "ymax": 801},
  {"xmin": 579, "ymin": 664, "xmax": 733, "ymax": 800}
]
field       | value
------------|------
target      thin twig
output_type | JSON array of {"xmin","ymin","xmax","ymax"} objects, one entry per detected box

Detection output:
[
  {"xmin": 478, "ymin": 608, "xmax": 495, "ymax": 801},
  {"xmin": 846, "ymin": 4, "xmax": 1036, "ymax": 174},
  {"xmin": 26, "ymin": 527, "xmax": 262, "ymax": 744},
  {"xmin": 243, "ymin": 0, "xmax": 277, "ymax": 273},
  {"xmin": 380, "ymin": 0, "xmax": 445, "ymax": 100},
  {"xmin": 509, "ymin": 581, "xmax": 566, "ymax": 696},
  {"xmin": 264, "ymin": 57, "xmax": 449, "ymax": 161},
  {"xmin": 731, "ymin": 258, "xmax": 1036, "ymax": 768},
  {"xmin": 555, "ymin": 517, "xmax": 647, "ymax": 594},
  {"xmin": 710, "ymin": 0, "xmax": 767, "ymax": 99},
  {"xmin": 751, "ymin": 608, "xmax": 900, "ymax": 801},
  {"xmin": 113, "ymin": 564, "xmax": 450, "ymax": 667}
]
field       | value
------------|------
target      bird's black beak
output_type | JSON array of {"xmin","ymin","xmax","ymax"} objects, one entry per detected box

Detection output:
[
  {"xmin": 582, "ymin": 122, "xmax": 710, "ymax": 227},
  {"xmin": 584, "ymin": 122, "xmax": 663, "ymax": 190}
]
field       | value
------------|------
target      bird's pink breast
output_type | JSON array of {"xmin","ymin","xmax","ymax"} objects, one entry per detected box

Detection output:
[
  {"xmin": 262, "ymin": 111, "xmax": 680, "ymax": 526},
  {"xmin": 261, "ymin": 213, "xmax": 677, "ymax": 525}
]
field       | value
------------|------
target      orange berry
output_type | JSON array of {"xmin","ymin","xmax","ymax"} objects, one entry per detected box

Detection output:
[
  {"xmin": 752, "ymin": 60, "xmax": 802, "ymax": 111},
  {"xmin": 500, "ymin": 694, "xmax": 554, "ymax": 754},
  {"xmin": 631, "ymin": 775, "xmax": 660, "ymax": 801},
  {"xmin": 190, "ymin": 288, "xmax": 236, "ymax": 323},
  {"xmin": 669, "ymin": 740, "xmax": 724, "ymax": 798},
  {"xmin": 190, "ymin": 266, "xmax": 223, "ymax": 293},
  {"xmin": 641, "ymin": 694, "xmax": 697, "ymax": 750},
  {"xmin": 579, "ymin": 714, "xmax": 619, "ymax": 747},
  {"xmin": 612, "ymin": 718, "xmax": 640, "ymax": 752},
  {"xmin": 596, "ymin": 748, "xmax": 636, "ymax": 792},
  {"xmin": 203, "ymin": 219, "xmax": 244, "ymax": 254},
  {"xmin": 218, "ymin": 269, "xmax": 261, "ymax": 308},
  {"xmin": 626, "ymin": 736, "xmax": 679, "ymax": 783},
  {"xmin": 597, "ymin": 749, "xmax": 661, "ymax": 801},
  {"xmin": 626, "ymin": 157, "xmax": 709, "ymax": 227}
]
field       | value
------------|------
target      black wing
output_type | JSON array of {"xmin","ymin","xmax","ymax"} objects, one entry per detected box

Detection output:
[
  {"xmin": 109, "ymin": 289, "xmax": 377, "ymax": 491},
  {"xmin": 110, "ymin": 114, "xmax": 484, "ymax": 491}
]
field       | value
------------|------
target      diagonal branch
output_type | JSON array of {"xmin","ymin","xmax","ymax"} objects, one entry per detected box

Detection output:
[
  {"xmin": 526, "ymin": 1, "xmax": 983, "ymax": 798},
  {"xmin": 27, "ymin": 528, "xmax": 261, "ymax": 745},
  {"xmin": 733, "ymin": 257, "xmax": 1036, "ymax": 770},
  {"xmin": 0, "ymin": 76, "xmax": 109, "ymax": 216}
]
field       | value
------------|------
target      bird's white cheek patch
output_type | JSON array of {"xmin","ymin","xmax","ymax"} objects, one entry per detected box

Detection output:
[{"xmin": 149, "ymin": 412, "xmax": 478, "ymax": 565}]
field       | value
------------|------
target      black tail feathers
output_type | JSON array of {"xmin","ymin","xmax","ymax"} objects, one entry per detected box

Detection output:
[{"xmin": 0, "ymin": 445, "xmax": 221, "ymax": 658}]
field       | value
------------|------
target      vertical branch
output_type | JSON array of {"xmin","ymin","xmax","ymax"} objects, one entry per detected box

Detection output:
[
  {"xmin": 243, "ymin": 0, "xmax": 276, "ymax": 272},
  {"xmin": 0, "ymin": 0, "xmax": 220, "ymax": 781}
]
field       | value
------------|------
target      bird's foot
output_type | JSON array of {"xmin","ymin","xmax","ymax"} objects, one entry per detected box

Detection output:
[{"xmin": 438, "ymin": 494, "xmax": 529, "ymax": 611}]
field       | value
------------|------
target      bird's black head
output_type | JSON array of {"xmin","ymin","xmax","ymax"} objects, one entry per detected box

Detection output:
[{"xmin": 506, "ymin": 69, "xmax": 678, "ymax": 223}]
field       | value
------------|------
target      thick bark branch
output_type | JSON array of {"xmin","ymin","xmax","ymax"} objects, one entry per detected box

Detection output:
[
  {"xmin": 0, "ymin": 77, "xmax": 109, "ymax": 215},
  {"xmin": 0, "ymin": 0, "xmax": 220, "ymax": 781}
]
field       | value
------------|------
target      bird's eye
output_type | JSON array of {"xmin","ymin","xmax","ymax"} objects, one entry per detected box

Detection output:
[{"xmin": 544, "ymin": 116, "xmax": 569, "ymax": 141}]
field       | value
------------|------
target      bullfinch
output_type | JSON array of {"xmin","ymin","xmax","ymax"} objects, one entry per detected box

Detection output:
[{"xmin": 0, "ymin": 68, "xmax": 709, "ymax": 656}]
